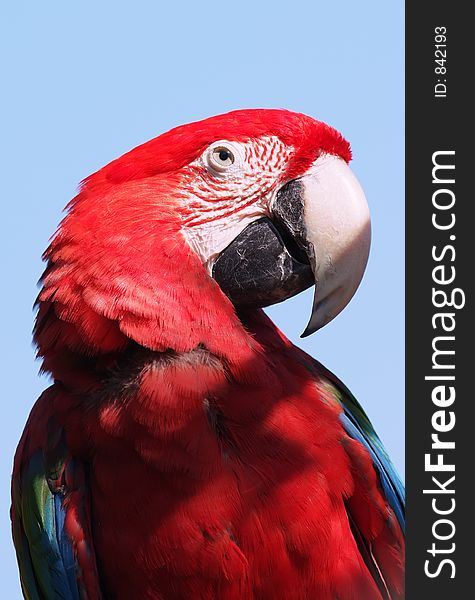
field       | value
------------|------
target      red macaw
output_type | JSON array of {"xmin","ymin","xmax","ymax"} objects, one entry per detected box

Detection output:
[{"xmin": 11, "ymin": 109, "xmax": 404, "ymax": 600}]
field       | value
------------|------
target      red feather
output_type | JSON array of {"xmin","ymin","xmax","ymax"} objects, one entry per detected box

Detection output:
[{"xmin": 16, "ymin": 110, "xmax": 403, "ymax": 599}]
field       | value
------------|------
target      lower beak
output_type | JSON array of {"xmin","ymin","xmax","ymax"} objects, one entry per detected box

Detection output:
[{"xmin": 212, "ymin": 154, "xmax": 371, "ymax": 335}]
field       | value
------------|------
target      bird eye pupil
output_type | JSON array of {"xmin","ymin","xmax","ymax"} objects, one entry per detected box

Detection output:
[{"xmin": 219, "ymin": 150, "xmax": 230, "ymax": 162}]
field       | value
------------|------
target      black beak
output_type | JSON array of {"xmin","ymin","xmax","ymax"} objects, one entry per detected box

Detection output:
[{"xmin": 212, "ymin": 180, "xmax": 314, "ymax": 310}]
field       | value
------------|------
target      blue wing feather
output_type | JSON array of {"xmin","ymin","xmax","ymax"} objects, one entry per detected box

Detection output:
[
  {"xmin": 340, "ymin": 411, "xmax": 405, "ymax": 531},
  {"xmin": 12, "ymin": 450, "xmax": 80, "ymax": 600},
  {"xmin": 12, "ymin": 391, "xmax": 103, "ymax": 600},
  {"xmin": 301, "ymin": 354, "xmax": 405, "ymax": 531},
  {"xmin": 54, "ymin": 494, "xmax": 80, "ymax": 600}
]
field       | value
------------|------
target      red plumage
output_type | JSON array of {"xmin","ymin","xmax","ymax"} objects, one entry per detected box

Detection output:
[{"xmin": 13, "ymin": 109, "xmax": 404, "ymax": 599}]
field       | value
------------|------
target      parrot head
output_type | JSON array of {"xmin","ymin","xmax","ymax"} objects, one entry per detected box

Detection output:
[{"xmin": 38, "ymin": 109, "xmax": 370, "ymax": 363}]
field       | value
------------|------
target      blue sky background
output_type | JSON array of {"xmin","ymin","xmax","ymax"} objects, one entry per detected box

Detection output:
[{"xmin": 1, "ymin": 2, "xmax": 403, "ymax": 596}]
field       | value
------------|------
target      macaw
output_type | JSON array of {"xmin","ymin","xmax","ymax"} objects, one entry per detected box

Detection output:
[{"xmin": 11, "ymin": 109, "xmax": 404, "ymax": 600}]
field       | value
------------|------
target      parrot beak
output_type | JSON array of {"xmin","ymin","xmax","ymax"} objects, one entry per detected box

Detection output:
[
  {"xmin": 291, "ymin": 154, "xmax": 371, "ymax": 336},
  {"xmin": 212, "ymin": 154, "xmax": 370, "ymax": 335}
]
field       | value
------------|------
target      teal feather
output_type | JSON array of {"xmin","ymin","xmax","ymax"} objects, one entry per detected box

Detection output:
[
  {"xmin": 320, "ymin": 367, "xmax": 405, "ymax": 531},
  {"xmin": 11, "ymin": 479, "xmax": 42, "ymax": 600},
  {"xmin": 297, "ymin": 352, "xmax": 405, "ymax": 531},
  {"xmin": 12, "ymin": 451, "xmax": 79, "ymax": 600}
]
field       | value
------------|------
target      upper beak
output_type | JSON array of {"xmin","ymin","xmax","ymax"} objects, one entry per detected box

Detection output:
[
  {"xmin": 212, "ymin": 154, "xmax": 371, "ymax": 335},
  {"xmin": 289, "ymin": 154, "xmax": 371, "ymax": 335}
]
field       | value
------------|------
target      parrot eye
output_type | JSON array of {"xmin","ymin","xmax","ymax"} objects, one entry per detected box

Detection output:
[
  {"xmin": 215, "ymin": 148, "xmax": 234, "ymax": 165},
  {"xmin": 209, "ymin": 146, "xmax": 234, "ymax": 171},
  {"xmin": 203, "ymin": 141, "xmax": 243, "ymax": 174}
]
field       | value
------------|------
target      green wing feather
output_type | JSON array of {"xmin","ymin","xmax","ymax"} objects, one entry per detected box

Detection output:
[
  {"xmin": 12, "ymin": 450, "xmax": 80, "ymax": 600},
  {"xmin": 316, "ymin": 359, "xmax": 405, "ymax": 530}
]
